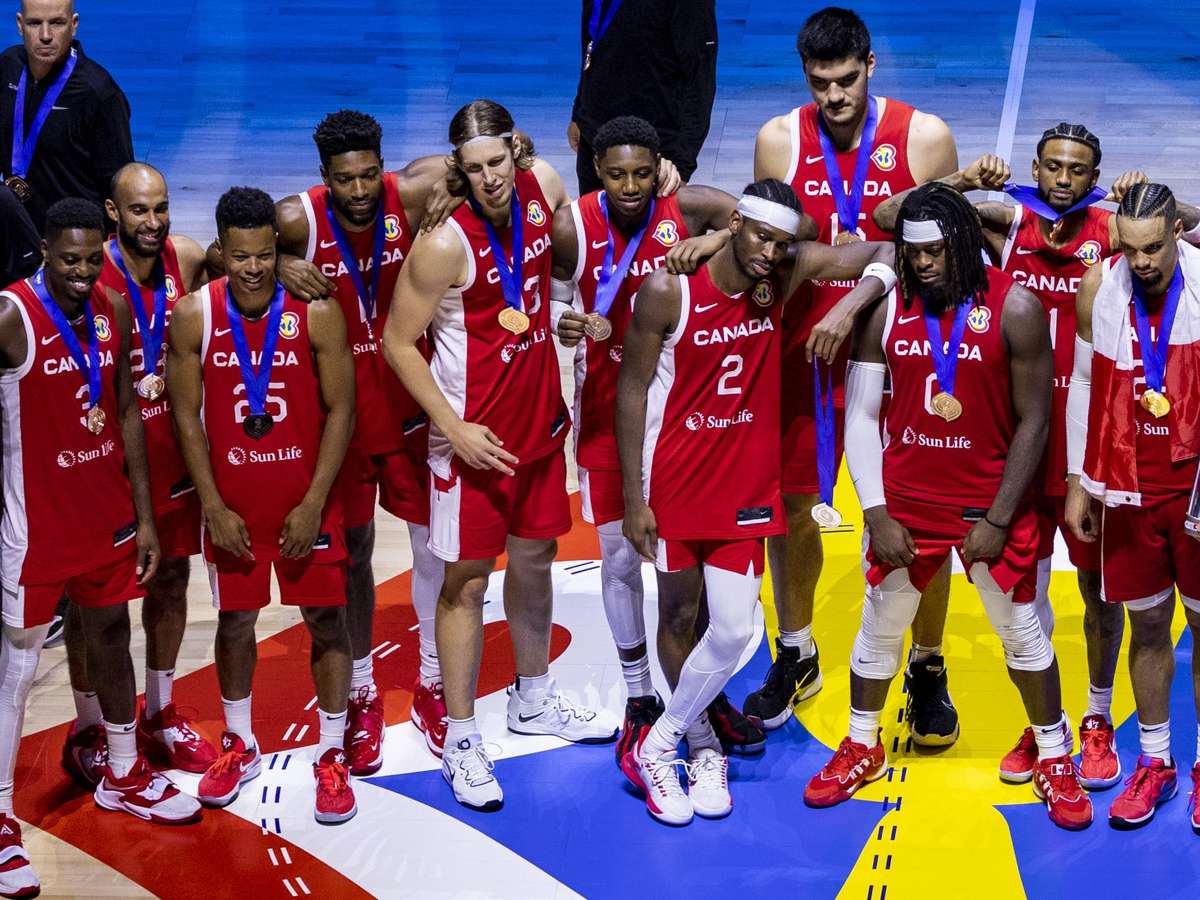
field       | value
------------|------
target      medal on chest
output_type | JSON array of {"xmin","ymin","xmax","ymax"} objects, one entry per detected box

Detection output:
[
  {"xmin": 589, "ymin": 193, "xmax": 654, "ymax": 343},
  {"xmin": 110, "ymin": 238, "xmax": 169, "ymax": 402},
  {"xmin": 817, "ymin": 96, "xmax": 878, "ymax": 245},
  {"xmin": 30, "ymin": 270, "xmax": 106, "ymax": 433},
  {"xmin": 923, "ymin": 299, "xmax": 973, "ymax": 423},
  {"xmin": 1132, "ymin": 264, "xmax": 1183, "ymax": 421},
  {"xmin": 9, "ymin": 49, "xmax": 79, "ymax": 205},
  {"xmin": 470, "ymin": 189, "xmax": 531, "ymax": 335},
  {"xmin": 226, "ymin": 283, "xmax": 286, "ymax": 441},
  {"xmin": 325, "ymin": 198, "xmax": 386, "ymax": 343}
]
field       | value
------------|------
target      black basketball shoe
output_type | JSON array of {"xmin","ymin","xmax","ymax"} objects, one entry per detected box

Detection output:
[
  {"xmin": 904, "ymin": 654, "xmax": 960, "ymax": 747},
  {"xmin": 614, "ymin": 694, "xmax": 664, "ymax": 768},
  {"xmin": 742, "ymin": 638, "xmax": 823, "ymax": 730},
  {"xmin": 707, "ymin": 692, "xmax": 766, "ymax": 756}
]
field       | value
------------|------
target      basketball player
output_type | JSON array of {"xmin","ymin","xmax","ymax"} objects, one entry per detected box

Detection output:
[
  {"xmin": 168, "ymin": 187, "xmax": 358, "ymax": 824},
  {"xmin": 619, "ymin": 178, "xmax": 897, "ymax": 825},
  {"xmin": 746, "ymin": 6, "xmax": 961, "ymax": 743},
  {"xmin": 384, "ymin": 100, "xmax": 616, "ymax": 812},
  {"xmin": 1066, "ymin": 183, "xmax": 1200, "ymax": 832},
  {"xmin": 876, "ymin": 128, "xmax": 1200, "ymax": 788},
  {"xmin": 807, "ymin": 184, "xmax": 1092, "ymax": 831},
  {"xmin": 551, "ymin": 114, "xmax": 771, "ymax": 762},
  {"xmin": 58, "ymin": 162, "xmax": 216, "ymax": 782},
  {"xmin": 0, "ymin": 199, "xmax": 202, "ymax": 898}
]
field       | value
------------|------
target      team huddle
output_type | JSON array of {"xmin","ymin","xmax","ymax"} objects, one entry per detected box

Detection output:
[{"xmin": 1, "ymin": 4, "xmax": 1199, "ymax": 896}]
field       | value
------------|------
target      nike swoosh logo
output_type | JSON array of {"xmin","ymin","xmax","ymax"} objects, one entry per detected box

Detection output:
[
  {"xmin": 591, "ymin": 240, "xmax": 608, "ymax": 250},
  {"xmin": 1015, "ymin": 247, "xmax": 1037, "ymax": 255},
  {"xmin": 320, "ymin": 239, "xmax": 339, "ymax": 249},
  {"xmin": 479, "ymin": 246, "xmax": 491, "ymax": 258},
  {"xmin": 214, "ymin": 328, "xmax": 232, "ymax": 337},
  {"xmin": 51, "ymin": 105, "xmax": 68, "ymax": 111},
  {"xmin": 41, "ymin": 333, "xmax": 61, "ymax": 345},
  {"xmin": 806, "ymin": 154, "xmax": 826, "ymax": 165},
  {"xmin": 694, "ymin": 303, "xmax": 719, "ymax": 314},
  {"xmin": 517, "ymin": 712, "xmax": 543, "ymax": 723},
  {"xmin": 897, "ymin": 315, "xmax": 921, "ymax": 325}
]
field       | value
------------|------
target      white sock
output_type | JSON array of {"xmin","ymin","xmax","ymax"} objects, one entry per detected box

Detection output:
[
  {"xmin": 408, "ymin": 523, "xmax": 443, "ymax": 684},
  {"xmin": 642, "ymin": 712, "xmax": 685, "ymax": 759},
  {"xmin": 849, "ymin": 706, "xmax": 882, "ymax": 747},
  {"xmin": 72, "ymin": 688, "xmax": 103, "ymax": 729},
  {"xmin": 105, "ymin": 721, "xmax": 137, "ymax": 778},
  {"xmin": 619, "ymin": 654, "xmax": 654, "ymax": 699},
  {"xmin": 0, "ymin": 781, "xmax": 11, "ymax": 816},
  {"xmin": 515, "ymin": 672, "xmax": 550, "ymax": 700},
  {"xmin": 1086, "ymin": 684, "xmax": 1113, "ymax": 723},
  {"xmin": 318, "ymin": 708, "xmax": 347, "ymax": 756},
  {"xmin": 221, "ymin": 695, "xmax": 256, "ymax": 750},
  {"xmin": 144, "ymin": 668, "xmax": 174, "ymax": 719},
  {"xmin": 1195, "ymin": 724, "xmax": 1200, "ymax": 762},
  {"xmin": 1138, "ymin": 720, "xmax": 1171, "ymax": 763},
  {"xmin": 686, "ymin": 711, "xmax": 721, "ymax": 754},
  {"xmin": 445, "ymin": 715, "xmax": 479, "ymax": 750},
  {"xmin": 908, "ymin": 643, "xmax": 940, "ymax": 664},
  {"xmin": 779, "ymin": 626, "xmax": 815, "ymax": 659},
  {"xmin": 1033, "ymin": 713, "xmax": 1070, "ymax": 761},
  {"xmin": 350, "ymin": 655, "xmax": 376, "ymax": 701}
]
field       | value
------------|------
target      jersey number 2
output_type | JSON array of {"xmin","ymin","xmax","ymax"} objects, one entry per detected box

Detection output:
[{"xmin": 717, "ymin": 355, "xmax": 743, "ymax": 396}]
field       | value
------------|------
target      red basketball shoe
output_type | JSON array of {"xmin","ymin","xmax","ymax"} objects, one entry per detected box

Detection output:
[
  {"xmin": 804, "ymin": 736, "xmax": 886, "ymax": 808},
  {"xmin": 197, "ymin": 733, "xmax": 261, "ymax": 808},
  {"xmin": 1109, "ymin": 756, "xmax": 1178, "ymax": 829},
  {"xmin": 411, "ymin": 678, "xmax": 447, "ymax": 759},
  {"xmin": 1188, "ymin": 763, "xmax": 1200, "ymax": 835},
  {"xmin": 1077, "ymin": 714, "xmax": 1121, "ymax": 790},
  {"xmin": 0, "ymin": 814, "xmax": 39, "ymax": 898},
  {"xmin": 313, "ymin": 747, "xmax": 357, "ymax": 824},
  {"xmin": 61, "ymin": 721, "xmax": 107, "ymax": 789},
  {"xmin": 1031, "ymin": 755, "xmax": 1092, "ymax": 830},
  {"xmin": 94, "ymin": 757, "xmax": 201, "ymax": 824},
  {"xmin": 345, "ymin": 687, "xmax": 385, "ymax": 776},
  {"xmin": 137, "ymin": 704, "xmax": 217, "ymax": 774}
]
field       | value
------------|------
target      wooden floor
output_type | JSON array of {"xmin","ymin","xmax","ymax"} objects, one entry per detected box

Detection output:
[{"xmin": 16, "ymin": 1, "xmax": 1200, "ymax": 897}]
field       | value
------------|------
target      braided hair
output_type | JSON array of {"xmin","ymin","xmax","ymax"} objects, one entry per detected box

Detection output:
[
  {"xmin": 1036, "ymin": 122, "xmax": 1101, "ymax": 167},
  {"xmin": 1118, "ymin": 182, "xmax": 1177, "ymax": 223},
  {"xmin": 894, "ymin": 182, "xmax": 989, "ymax": 309},
  {"xmin": 742, "ymin": 177, "xmax": 802, "ymax": 212}
]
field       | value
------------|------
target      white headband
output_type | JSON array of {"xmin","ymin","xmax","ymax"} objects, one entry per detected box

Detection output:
[
  {"xmin": 902, "ymin": 219, "xmax": 944, "ymax": 243},
  {"xmin": 735, "ymin": 195, "xmax": 802, "ymax": 235},
  {"xmin": 455, "ymin": 132, "xmax": 513, "ymax": 150}
]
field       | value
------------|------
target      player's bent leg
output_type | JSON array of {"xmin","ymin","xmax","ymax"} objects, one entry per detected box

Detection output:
[
  {"xmin": 138, "ymin": 556, "xmax": 216, "ymax": 774},
  {"xmin": 408, "ymin": 522, "xmax": 449, "ymax": 759},
  {"xmin": 806, "ymin": 568, "xmax": 917, "ymax": 809},
  {"xmin": 691, "ymin": 592, "xmax": 764, "ymax": 756},
  {"xmin": 1077, "ymin": 568, "xmax": 1123, "ymax": 790},
  {"xmin": 1182, "ymin": 596, "xmax": 1200, "ymax": 835},
  {"xmin": 300, "ymin": 604, "xmax": 357, "ymax": 825},
  {"xmin": 905, "ymin": 558, "xmax": 959, "ymax": 748},
  {"xmin": 342, "ymin": 522, "xmax": 388, "ymax": 776},
  {"xmin": 201, "ymin": 609, "xmax": 263, "ymax": 809}
]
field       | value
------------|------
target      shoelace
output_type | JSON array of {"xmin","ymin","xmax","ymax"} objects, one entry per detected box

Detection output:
[
  {"xmin": 159, "ymin": 706, "xmax": 204, "ymax": 742},
  {"xmin": 826, "ymin": 738, "xmax": 873, "ymax": 779},
  {"xmin": 1080, "ymin": 726, "xmax": 1111, "ymax": 760},
  {"xmin": 687, "ymin": 754, "xmax": 728, "ymax": 790},
  {"xmin": 647, "ymin": 755, "xmax": 689, "ymax": 800},
  {"xmin": 547, "ymin": 693, "xmax": 596, "ymax": 723},
  {"xmin": 1121, "ymin": 763, "xmax": 1158, "ymax": 799},
  {"xmin": 1041, "ymin": 760, "xmax": 1080, "ymax": 796},
  {"xmin": 457, "ymin": 745, "xmax": 496, "ymax": 787},
  {"xmin": 207, "ymin": 749, "xmax": 244, "ymax": 778},
  {"xmin": 317, "ymin": 761, "xmax": 350, "ymax": 795}
]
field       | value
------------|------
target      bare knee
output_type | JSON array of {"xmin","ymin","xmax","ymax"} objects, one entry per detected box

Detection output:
[
  {"xmin": 1128, "ymin": 602, "xmax": 1173, "ymax": 650},
  {"xmin": 301, "ymin": 605, "xmax": 349, "ymax": 649},
  {"xmin": 442, "ymin": 559, "xmax": 496, "ymax": 611},
  {"xmin": 217, "ymin": 610, "xmax": 258, "ymax": 645}
]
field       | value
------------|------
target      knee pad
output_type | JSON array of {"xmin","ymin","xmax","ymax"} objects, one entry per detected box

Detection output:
[
  {"xmin": 850, "ymin": 570, "xmax": 920, "ymax": 680},
  {"xmin": 973, "ymin": 564, "xmax": 1055, "ymax": 672},
  {"xmin": 700, "ymin": 565, "xmax": 761, "ymax": 661}
]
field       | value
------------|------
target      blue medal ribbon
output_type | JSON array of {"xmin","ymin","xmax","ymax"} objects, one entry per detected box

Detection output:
[
  {"xmin": 584, "ymin": 0, "xmax": 624, "ymax": 68},
  {"xmin": 11, "ymin": 48, "xmax": 78, "ymax": 179},
  {"xmin": 817, "ymin": 95, "xmax": 878, "ymax": 239},
  {"xmin": 468, "ymin": 190, "xmax": 524, "ymax": 311},
  {"xmin": 923, "ymin": 300, "xmax": 972, "ymax": 397},
  {"xmin": 324, "ymin": 199, "xmax": 385, "ymax": 336},
  {"xmin": 226, "ymin": 283, "xmax": 285, "ymax": 417},
  {"xmin": 31, "ymin": 268, "xmax": 100, "ymax": 410},
  {"xmin": 812, "ymin": 358, "xmax": 836, "ymax": 508},
  {"xmin": 1002, "ymin": 183, "xmax": 1106, "ymax": 224},
  {"xmin": 1131, "ymin": 264, "xmax": 1184, "ymax": 395},
  {"xmin": 594, "ymin": 193, "xmax": 654, "ymax": 318},
  {"xmin": 108, "ymin": 239, "xmax": 167, "ymax": 382}
]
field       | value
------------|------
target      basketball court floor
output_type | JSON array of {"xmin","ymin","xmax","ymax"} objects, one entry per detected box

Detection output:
[{"xmin": 15, "ymin": 1, "xmax": 1200, "ymax": 897}]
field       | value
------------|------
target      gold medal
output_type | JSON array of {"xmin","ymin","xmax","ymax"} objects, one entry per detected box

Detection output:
[
  {"xmin": 1141, "ymin": 388, "xmax": 1171, "ymax": 419},
  {"xmin": 584, "ymin": 313, "xmax": 612, "ymax": 341},
  {"xmin": 4, "ymin": 175, "xmax": 31, "ymax": 204},
  {"xmin": 86, "ymin": 406, "xmax": 106, "ymax": 435},
  {"xmin": 498, "ymin": 307, "xmax": 530, "ymax": 334},
  {"xmin": 834, "ymin": 230, "xmax": 862, "ymax": 245},
  {"xmin": 931, "ymin": 390, "xmax": 963, "ymax": 422},
  {"xmin": 137, "ymin": 373, "xmax": 165, "ymax": 402},
  {"xmin": 811, "ymin": 503, "xmax": 843, "ymax": 529}
]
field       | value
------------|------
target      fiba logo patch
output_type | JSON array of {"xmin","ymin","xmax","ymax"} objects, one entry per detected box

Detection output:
[
  {"xmin": 526, "ymin": 201, "xmax": 547, "ymax": 227},
  {"xmin": 227, "ymin": 447, "xmax": 247, "ymax": 466},
  {"xmin": 165, "ymin": 275, "xmax": 178, "ymax": 301},
  {"xmin": 872, "ymin": 143, "xmax": 897, "ymax": 172},
  {"xmin": 93, "ymin": 315, "xmax": 111, "ymax": 342},
  {"xmin": 753, "ymin": 281, "xmax": 774, "ymax": 307},
  {"xmin": 653, "ymin": 220, "xmax": 679, "ymax": 247},
  {"xmin": 902, "ymin": 426, "xmax": 918, "ymax": 445},
  {"xmin": 56, "ymin": 450, "xmax": 76, "ymax": 469},
  {"xmin": 685, "ymin": 412, "xmax": 705, "ymax": 432},
  {"xmin": 384, "ymin": 214, "xmax": 403, "ymax": 242},
  {"xmin": 278, "ymin": 311, "xmax": 300, "ymax": 339},
  {"xmin": 966, "ymin": 305, "xmax": 991, "ymax": 334},
  {"xmin": 609, "ymin": 346, "xmax": 623, "ymax": 363},
  {"xmin": 1076, "ymin": 240, "xmax": 1102, "ymax": 267}
]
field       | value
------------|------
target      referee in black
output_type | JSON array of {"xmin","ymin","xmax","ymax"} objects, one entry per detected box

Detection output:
[
  {"xmin": 568, "ymin": 0, "xmax": 717, "ymax": 194},
  {"xmin": 1, "ymin": 1, "xmax": 133, "ymax": 230}
]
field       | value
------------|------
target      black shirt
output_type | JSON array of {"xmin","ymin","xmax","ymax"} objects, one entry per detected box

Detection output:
[
  {"xmin": 0, "ymin": 40, "xmax": 133, "ymax": 230},
  {"xmin": 571, "ymin": 0, "xmax": 717, "ymax": 176},
  {"xmin": 0, "ymin": 183, "xmax": 39, "ymax": 285}
]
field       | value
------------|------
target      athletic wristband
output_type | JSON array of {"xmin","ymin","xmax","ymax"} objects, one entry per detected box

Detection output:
[
  {"xmin": 861, "ymin": 262, "xmax": 897, "ymax": 295},
  {"xmin": 551, "ymin": 277, "xmax": 575, "ymax": 303}
]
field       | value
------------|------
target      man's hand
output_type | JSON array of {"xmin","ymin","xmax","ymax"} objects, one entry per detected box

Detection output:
[
  {"xmin": 557, "ymin": 309, "xmax": 587, "ymax": 347},
  {"xmin": 623, "ymin": 502, "xmax": 658, "ymax": 561},
  {"xmin": 962, "ymin": 518, "xmax": 1006, "ymax": 565},
  {"xmin": 1064, "ymin": 476, "xmax": 1100, "ymax": 543},
  {"xmin": 1107, "ymin": 170, "xmax": 1149, "ymax": 204},
  {"xmin": 567, "ymin": 121, "xmax": 581, "ymax": 152},
  {"xmin": 420, "ymin": 174, "xmax": 467, "ymax": 233},
  {"xmin": 666, "ymin": 229, "xmax": 728, "ymax": 275},
  {"xmin": 961, "ymin": 154, "xmax": 1010, "ymax": 191},
  {"xmin": 865, "ymin": 507, "xmax": 917, "ymax": 567},
  {"xmin": 656, "ymin": 158, "xmax": 683, "ymax": 196},
  {"xmin": 206, "ymin": 503, "xmax": 254, "ymax": 559},
  {"xmin": 135, "ymin": 521, "xmax": 161, "ymax": 585},
  {"xmin": 448, "ymin": 421, "xmax": 519, "ymax": 475},
  {"xmin": 279, "ymin": 498, "xmax": 322, "ymax": 558},
  {"xmin": 807, "ymin": 299, "xmax": 856, "ymax": 364},
  {"xmin": 278, "ymin": 255, "xmax": 335, "ymax": 302}
]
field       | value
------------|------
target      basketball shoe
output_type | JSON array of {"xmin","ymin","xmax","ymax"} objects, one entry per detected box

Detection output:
[
  {"xmin": 442, "ymin": 737, "xmax": 503, "ymax": 811},
  {"xmin": 1031, "ymin": 755, "xmax": 1092, "ymax": 830},
  {"xmin": 742, "ymin": 638, "xmax": 822, "ymax": 730},
  {"xmin": 345, "ymin": 687, "xmax": 385, "ymax": 775},
  {"xmin": 1000, "ymin": 719, "xmax": 1074, "ymax": 784},
  {"xmin": 1109, "ymin": 756, "xmax": 1178, "ymax": 829},
  {"xmin": 1188, "ymin": 763, "xmax": 1200, "ymax": 835},
  {"xmin": 708, "ymin": 692, "xmax": 765, "ymax": 756},
  {"xmin": 1076, "ymin": 714, "xmax": 1121, "ymax": 790},
  {"xmin": 0, "ymin": 815, "xmax": 39, "ymax": 899},
  {"xmin": 411, "ymin": 678, "xmax": 447, "ymax": 758},
  {"xmin": 687, "ymin": 748, "xmax": 732, "ymax": 819},
  {"xmin": 197, "ymin": 733, "xmax": 261, "ymax": 807},
  {"xmin": 614, "ymin": 695, "xmax": 663, "ymax": 768},
  {"xmin": 137, "ymin": 703, "xmax": 217, "ymax": 774},
  {"xmin": 506, "ymin": 681, "xmax": 617, "ymax": 743},
  {"xmin": 313, "ymin": 747, "xmax": 357, "ymax": 824},
  {"xmin": 904, "ymin": 655, "xmax": 959, "ymax": 747},
  {"xmin": 621, "ymin": 730, "xmax": 693, "ymax": 826},
  {"xmin": 804, "ymin": 736, "xmax": 887, "ymax": 808},
  {"xmin": 94, "ymin": 757, "xmax": 201, "ymax": 824},
  {"xmin": 62, "ymin": 721, "xmax": 107, "ymax": 789}
]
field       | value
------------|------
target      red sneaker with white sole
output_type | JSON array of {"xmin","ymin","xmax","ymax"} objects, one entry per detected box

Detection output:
[
  {"xmin": 345, "ymin": 687, "xmax": 385, "ymax": 776},
  {"xmin": 1109, "ymin": 756, "xmax": 1177, "ymax": 829},
  {"xmin": 197, "ymin": 733, "xmax": 261, "ymax": 808},
  {"xmin": 137, "ymin": 704, "xmax": 217, "ymax": 774},
  {"xmin": 94, "ymin": 757, "xmax": 201, "ymax": 824},
  {"xmin": 61, "ymin": 721, "xmax": 107, "ymax": 789},
  {"xmin": 314, "ymin": 747, "xmax": 357, "ymax": 824},
  {"xmin": 411, "ymin": 678, "xmax": 447, "ymax": 759},
  {"xmin": 1001, "ymin": 720, "xmax": 1074, "ymax": 784},
  {"xmin": 1031, "ymin": 755, "xmax": 1092, "ymax": 830},
  {"xmin": 804, "ymin": 736, "xmax": 886, "ymax": 808},
  {"xmin": 1188, "ymin": 764, "xmax": 1200, "ymax": 835},
  {"xmin": 0, "ymin": 814, "xmax": 39, "ymax": 899},
  {"xmin": 1077, "ymin": 714, "xmax": 1121, "ymax": 790}
]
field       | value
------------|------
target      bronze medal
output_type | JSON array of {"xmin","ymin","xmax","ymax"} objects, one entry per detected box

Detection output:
[
  {"xmin": 834, "ymin": 230, "xmax": 862, "ymax": 245},
  {"xmin": 811, "ymin": 503, "xmax": 843, "ymax": 529},
  {"xmin": 4, "ymin": 176, "xmax": 31, "ymax": 204},
  {"xmin": 931, "ymin": 390, "xmax": 963, "ymax": 422},
  {"xmin": 86, "ymin": 406, "xmax": 106, "ymax": 435},
  {"xmin": 243, "ymin": 413, "xmax": 274, "ymax": 440},
  {"xmin": 498, "ymin": 307, "xmax": 530, "ymax": 334},
  {"xmin": 1141, "ymin": 389, "xmax": 1171, "ymax": 419},
  {"xmin": 584, "ymin": 313, "xmax": 613, "ymax": 341},
  {"xmin": 137, "ymin": 373, "xmax": 166, "ymax": 402}
]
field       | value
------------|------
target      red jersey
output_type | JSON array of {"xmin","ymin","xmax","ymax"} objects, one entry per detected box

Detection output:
[
  {"xmin": 1128, "ymin": 303, "xmax": 1194, "ymax": 496},
  {"xmin": 95, "ymin": 238, "xmax": 193, "ymax": 514},
  {"xmin": 0, "ymin": 277, "xmax": 135, "ymax": 585},
  {"xmin": 198, "ymin": 279, "xmax": 343, "ymax": 562},
  {"xmin": 433, "ymin": 167, "xmax": 567, "ymax": 478},
  {"xmin": 570, "ymin": 191, "xmax": 689, "ymax": 470},
  {"xmin": 784, "ymin": 97, "xmax": 919, "ymax": 406},
  {"xmin": 299, "ymin": 173, "xmax": 422, "ymax": 455},
  {"xmin": 999, "ymin": 205, "xmax": 1112, "ymax": 495},
  {"xmin": 882, "ymin": 267, "xmax": 1018, "ymax": 509},
  {"xmin": 644, "ymin": 266, "xmax": 784, "ymax": 540}
]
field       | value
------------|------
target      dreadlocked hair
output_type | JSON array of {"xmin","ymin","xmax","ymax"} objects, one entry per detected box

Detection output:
[
  {"xmin": 1037, "ymin": 122, "xmax": 1101, "ymax": 167},
  {"xmin": 1118, "ymin": 182, "xmax": 1177, "ymax": 223},
  {"xmin": 895, "ymin": 182, "xmax": 988, "ymax": 309},
  {"xmin": 742, "ymin": 177, "xmax": 802, "ymax": 212}
]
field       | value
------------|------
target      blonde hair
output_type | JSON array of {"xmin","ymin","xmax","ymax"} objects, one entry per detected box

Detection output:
[{"xmin": 445, "ymin": 100, "xmax": 536, "ymax": 190}]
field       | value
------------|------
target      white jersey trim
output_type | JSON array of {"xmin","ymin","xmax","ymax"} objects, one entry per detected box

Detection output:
[
  {"xmin": 445, "ymin": 218, "xmax": 477, "ymax": 294},
  {"xmin": 298, "ymin": 191, "xmax": 319, "ymax": 263},
  {"xmin": 784, "ymin": 107, "xmax": 802, "ymax": 186},
  {"xmin": 0, "ymin": 291, "xmax": 36, "ymax": 383},
  {"xmin": 642, "ymin": 276, "xmax": 690, "ymax": 500},
  {"xmin": 1, "ymin": 292, "xmax": 37, "ymax": 599},
  {"xmin": 662, "ymin": 274, "xmax": 691, "ymax": 350},
  {"xmin": 427, "ymin": 285, "xmax": 468, "ymax": 481},
  {"xmin": 999, "ymin": 203, "xmax": 1023, "ymax": 270},
  {"xmin": 570, "ymin": 200, "xmax": 588, "ymax": 285}
]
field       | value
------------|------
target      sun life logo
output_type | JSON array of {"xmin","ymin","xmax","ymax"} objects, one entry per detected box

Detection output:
[
  {"xmin": 1076, "ymin": 240, "xmax": 1102, "ymax": 267},
  {"xmin": 501, "ymin": 344, "xmax": 516, "ymax": 363},
  {"xmin": 653, "ymin": 220, "xmax": 679, "ymax": 247},
  {"xmin": 609, "ymin": 346, "xmax": 623, "ymax": 363},
  {"xmin": 278, "ymin": 311, "xmax": 300, "ymax": 339},
  {"xmin": 56, "ymin": 450, "xmax": 76, "ymax": 469},
  {"xmin": 227, "ymin": 447, "xmax": 247, "ymax": 466},
  {"xmin": 526, "ymin": 201, "xmax": 547, "ymax": 227},
  {"xmin": 93, "ymin": 315, "xmax": 111, "ymax": 342},
  {"xmin": 384, "ymin": 214, "xmax": 402, "ymax": 242},
  {"xmin": 966, "ymin": 305, "xmax": 991, "ymax": 334},
  {"xmin": 872, "ymin": 143, "xmax": 897, "ymax": 172},
  {"xmin": 685, "ymin": 412, "xmax": 705, "ymax": 432},
  {"xmin": 902, "ymin": 426, "xmax": 917, "ymax": 445},
  {"xmin": 753, "ymin": 281, "xmax": 774, "ymax": 307}
]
